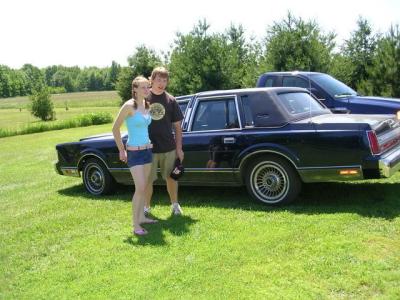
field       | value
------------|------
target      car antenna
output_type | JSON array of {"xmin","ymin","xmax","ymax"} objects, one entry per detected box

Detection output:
[{"xmin": 308, "ymin": 70, "xmax": 313, "ymax": 124}]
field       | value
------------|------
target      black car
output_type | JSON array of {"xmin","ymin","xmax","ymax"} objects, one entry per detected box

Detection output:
[{"xmin": 55, "ymin": 87, "xmax": 400, "ymax": 205}]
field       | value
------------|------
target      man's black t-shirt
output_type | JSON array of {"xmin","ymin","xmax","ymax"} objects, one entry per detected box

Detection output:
[{"xmin": 147, "ymin": 91, "xmax": 184, "ymax": 153}]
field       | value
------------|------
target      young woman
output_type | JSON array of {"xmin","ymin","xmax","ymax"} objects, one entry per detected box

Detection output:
[{"xmin": 112, "ymin": 76, "xmax": 157, "ymax": 236}]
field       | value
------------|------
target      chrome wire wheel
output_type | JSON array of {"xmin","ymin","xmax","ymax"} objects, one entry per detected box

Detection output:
[
  {"xmin": 82, "ymin": 158, "xmax": 115, "ymax": 195},
  {"xmin": 84, "ymin": 162, "xmax": 105, "ymax": 194},
  {"xmin": 251, "ymin": 161, "xmax": 289, "ymax": 203},
  {"xmin": 245, "ymin": 155, "xmax": 301, "ymax": 205}
]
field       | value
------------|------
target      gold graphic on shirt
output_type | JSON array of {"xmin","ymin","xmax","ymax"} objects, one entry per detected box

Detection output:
[{"xmin": 149, "ymin": 103, "xmax": 165, "ymax": 120}]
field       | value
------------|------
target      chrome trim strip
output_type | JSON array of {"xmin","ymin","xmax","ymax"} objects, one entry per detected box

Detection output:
[
  {"xmin": 109, "ymin": 168, "xmax": 240, "ymax": 173},
  {"xmin": 184, "ymin": 128, "xmax": 242, "ymax": 134},
  {"xmin": 297, "ymin": 165, "xmax": 362, "ymax": 170},
  {"xmin": 235, "ymin": 96, "xmax": 243, "ymax": 129},
  {"xmin": 77, "ymin": 153, "xmax": 110, "ymax": 170}
]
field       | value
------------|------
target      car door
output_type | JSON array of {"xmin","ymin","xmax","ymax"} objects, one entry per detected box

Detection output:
[{"xmin": 181, "ymin": 95, "xmax": 243, "ymax": 185}]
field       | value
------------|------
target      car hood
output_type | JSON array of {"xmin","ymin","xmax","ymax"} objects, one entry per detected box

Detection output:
[
  {"xmin": 348, "ymin": 95, "xmax": 400, "ymax": 107},
  {"xmin": 79, "ymin": 132, "xmax": 127, "ymax": 142}
]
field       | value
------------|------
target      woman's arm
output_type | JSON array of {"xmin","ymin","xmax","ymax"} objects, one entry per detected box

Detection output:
[{"xmin": 112, "ymin": 104, "xmax": 129, "ymax": 162}]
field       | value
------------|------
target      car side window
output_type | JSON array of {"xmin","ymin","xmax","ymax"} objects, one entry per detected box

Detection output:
[
  {"xmin": 264, "ymin": 77, "xmax": 274, "ymax": 87},
  {"xmin": 192, "ymin": 98, "xmax": 238, "ymax": 131},
  {"xmin": 282, "ymin": 76, "xmax": 309, "ymax": 88},
  {"xmin": 278, "ymin": 92, "xmax": 325, "ymax": 114}
]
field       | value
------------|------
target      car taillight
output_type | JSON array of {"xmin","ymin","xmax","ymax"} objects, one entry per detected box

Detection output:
[{"xmin": 367, "ymin": 130, "xmax": 381, "ymax": 155}]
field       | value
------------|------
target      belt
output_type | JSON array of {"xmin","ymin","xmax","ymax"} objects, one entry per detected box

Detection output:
[{"xmin": 126, "ymin": 144, "xmax": 153, "ymax": 151}]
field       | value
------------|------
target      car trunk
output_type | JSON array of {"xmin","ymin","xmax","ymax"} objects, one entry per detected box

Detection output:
[{"xmin": 308, "ymin": 114, "xmax": 400, "ymax": 155}]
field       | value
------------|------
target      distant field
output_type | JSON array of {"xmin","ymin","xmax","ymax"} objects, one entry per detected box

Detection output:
[
  {"xmin": 0, "ymin": 91, "xmax": 121, "ymax": 131},
  {"xmin": 0, "ymin": 107, "xmax": 119, "ymax": 131},
  {"xmin": 0, "ymin": 91, "xmax": 120, "ymax": 109}
]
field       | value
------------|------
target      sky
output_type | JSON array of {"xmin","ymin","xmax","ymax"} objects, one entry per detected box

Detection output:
[{"xmin": 1, "ymin": 0, "xmax": 399, "ymax": 69}]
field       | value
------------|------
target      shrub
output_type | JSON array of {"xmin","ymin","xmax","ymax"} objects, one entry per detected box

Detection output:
[{"xmin": 29, "ymin": 87, "xmax": 56, "ymax": 121}]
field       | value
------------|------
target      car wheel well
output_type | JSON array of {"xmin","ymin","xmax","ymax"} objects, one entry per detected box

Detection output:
[
  {"xmin": 240, "ymin": 152, "xmax": 296, "ymax": 180},
  {"xmin": 78, "ymin": 154, "xmax": 107, "ymax": 172}
]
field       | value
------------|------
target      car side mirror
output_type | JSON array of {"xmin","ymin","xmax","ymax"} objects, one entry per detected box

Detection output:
[{"xmin": 330, "ymin": 107, "xmax": 350, "ymax": 114}]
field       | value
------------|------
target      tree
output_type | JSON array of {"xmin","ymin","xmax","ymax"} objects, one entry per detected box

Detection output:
[
  {"xmin": 116, "ymin": 67, "xmax": 134, "ymax": 102},
  {"xmin": 364, "ymin": 25, "xmax": 400, "ymax": 97},
  {"xmin": 21, "ymin": 64, "xmax": 45, "ymax": 94},
  {"xmin": 29, "ymin": 86, "xmax": 55, "ymax": 121},
  {"xmin": 116, "ymin": 46, "xmax": 161, "ymax": 102},
  {"xmin": 104, "ymin": 61, "xmax": 121, "ymax": 90},
  {"xmin": 0, "ymin": 65, "xmax": 29, "ymax": 97},
  {"xmin": 168, "ymin": 20, "xmax": 230, "ymax": 95},
  {"xmin": 44, "ymin": 65, "xmax": 59, "ymax": 87},
  {"xmin": 261, "ymin": 12, "xmax": 336, "ymax": 72},
  {"xmin": 127, "ymin": 46, "xmax": 161, "ymax": 79},
  {"xmin": 342, "ymin": 17, "xmax": 378, "ymax": 89},
  {"xmin": 329, "ymin": 53, "xmax": 354, "ymax": 86}
]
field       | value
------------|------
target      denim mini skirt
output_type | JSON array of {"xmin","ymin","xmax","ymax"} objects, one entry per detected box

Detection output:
[{"xmin": 127, "ymin": 149, "xmax": 152, "ymax": 167}]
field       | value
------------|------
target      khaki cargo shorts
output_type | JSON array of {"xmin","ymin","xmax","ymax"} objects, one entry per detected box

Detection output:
[{"xmin": 150, "ymin": 150, "xmax": 177, "ymax": 182}]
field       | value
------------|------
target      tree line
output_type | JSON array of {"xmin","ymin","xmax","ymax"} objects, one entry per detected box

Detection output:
[
  {"xmin": 0, "ymin": 62, "xmax": 121, "ymax": 98},
  {"xmin": 118, "ymin": 14, "xmax": 400, "ymax": 100},
  {"xmin": 1, "ymin": 13, "xmax": 399, "ymax": 100}
]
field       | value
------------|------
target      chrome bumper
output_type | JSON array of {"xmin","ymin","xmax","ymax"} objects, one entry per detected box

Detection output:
[
  {"xmin": 55, "ymin": 162, "xmax": 80, "ymax": 177},
  {"xmin": 379, "ymin": 145, "xmax": 400, "ymax": 177}
]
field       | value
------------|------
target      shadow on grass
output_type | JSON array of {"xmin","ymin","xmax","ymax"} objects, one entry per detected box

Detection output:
[
  {"xmin": 123, "ymin": 215, "xmax": 198, "ymax": 246},
  {"xmin": 58, "ymin": 180, "xmax": 400, "ymax": 220}
]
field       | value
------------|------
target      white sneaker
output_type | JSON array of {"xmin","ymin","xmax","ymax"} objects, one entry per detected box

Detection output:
[
  {"xmin": 171, "ymin": 203, "xmax": 183, "ymax": 215},
  {"xmin": 144, "ymin": 207, "xmax": 151, "ymax": 215}
]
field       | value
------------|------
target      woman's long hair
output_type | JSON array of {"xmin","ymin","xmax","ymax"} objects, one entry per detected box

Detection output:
[{"xmin": 131, "ymin": 76, "xmax": 150, "ymax": 109}]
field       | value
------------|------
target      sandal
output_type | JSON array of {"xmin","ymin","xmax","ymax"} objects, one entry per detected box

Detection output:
[{"xmin": 133, "ymin": 228, "xmax": 148, "ymax": 236}]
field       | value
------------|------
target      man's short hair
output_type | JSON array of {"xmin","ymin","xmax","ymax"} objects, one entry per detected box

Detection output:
[{"xmin": 150, "ymin": 67, "xmax": 169, "ymax": 82}]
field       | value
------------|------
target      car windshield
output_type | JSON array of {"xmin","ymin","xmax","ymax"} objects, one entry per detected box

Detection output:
[{"xmin": 310, "ymin": 74, "xmax": 357, "ymax": 97}]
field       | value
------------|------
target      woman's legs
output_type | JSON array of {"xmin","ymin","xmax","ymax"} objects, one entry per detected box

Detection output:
[
  {"xmin": 130, "ymin": 162, "xmax": 155, "ymax": 233},
  {"xmin": 130, "ymin": 164, "xmax": 147, "ymax": 232},
  {"xmin": 138, "ymin": 163, "xmax": 156, "ymax": 223}
]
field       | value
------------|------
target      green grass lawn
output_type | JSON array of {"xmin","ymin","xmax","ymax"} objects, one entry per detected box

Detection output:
[{"xmin": 1, "ymin": 125, "xmax": 399, "ymax": 299}]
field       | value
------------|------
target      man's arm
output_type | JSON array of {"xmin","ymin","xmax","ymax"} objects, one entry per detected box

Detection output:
[{"xmin": 173, "ymin": 121, "xmax": 184, "ymax": 162}]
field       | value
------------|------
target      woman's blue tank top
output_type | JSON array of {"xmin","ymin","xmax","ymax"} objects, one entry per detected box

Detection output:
[{"xmin": 125, "ymin": 111, "xmax": 152, "ymax": 146}]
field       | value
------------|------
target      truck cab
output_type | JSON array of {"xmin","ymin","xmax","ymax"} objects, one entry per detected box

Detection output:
[{"xmin": 257, "ymin": 71, "xmax": 400, "ymax": 116}]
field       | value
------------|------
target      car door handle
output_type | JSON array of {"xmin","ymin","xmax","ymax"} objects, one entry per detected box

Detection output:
[{"xmin": 223, "ymin": 137, "xmax": 235, "ymax": 144}]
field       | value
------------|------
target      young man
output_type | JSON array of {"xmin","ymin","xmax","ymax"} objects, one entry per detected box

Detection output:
[{"xmin": 145, "ymin": 67, "xmax": 184, "ymax": 215}]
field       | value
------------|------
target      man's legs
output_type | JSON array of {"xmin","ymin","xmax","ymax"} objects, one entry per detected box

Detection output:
[
  {"xmin": 161, "ymin": 150, "xmax": 183, "ymax": 215},
  {"xmin": 166, "ymin": 176, "xmax": 178, "ymax": 204},
  {"xmin": 144, "ymin": 153, "xmax": 159, "ymax": 214},
  {"xmin": 145, "ymin": 150, "xmax": 183, "ymax": 215}
]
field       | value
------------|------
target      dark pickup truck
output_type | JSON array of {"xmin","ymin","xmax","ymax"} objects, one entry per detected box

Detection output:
[{"xmin": 257, "ymin": 71, "xmax": 400, "ymax": 116}]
